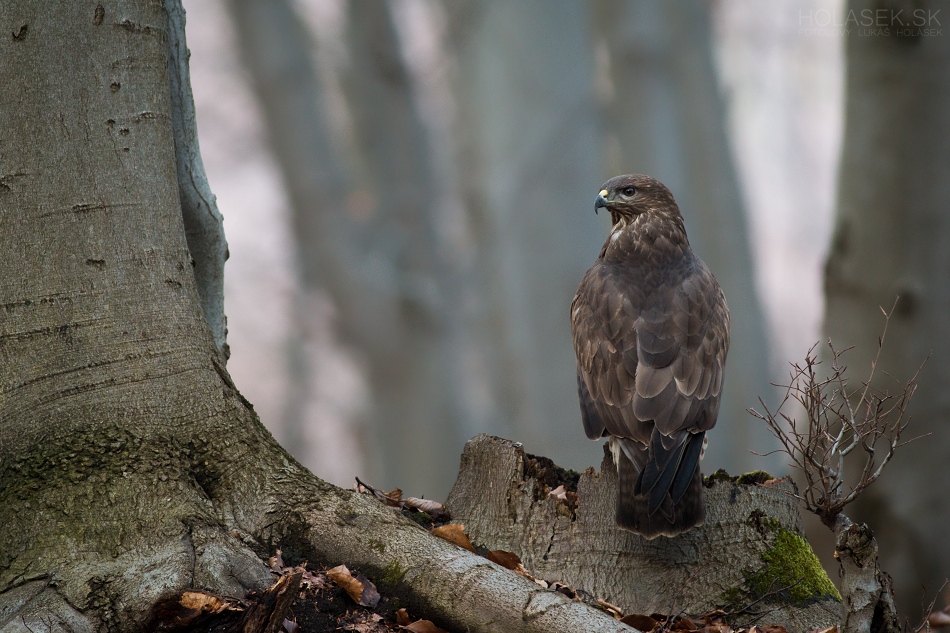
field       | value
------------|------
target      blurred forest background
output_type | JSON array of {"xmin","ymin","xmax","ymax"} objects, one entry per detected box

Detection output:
[{"xmin": 181, "ymin": 0, "xmax": 950, "ymax": 618}]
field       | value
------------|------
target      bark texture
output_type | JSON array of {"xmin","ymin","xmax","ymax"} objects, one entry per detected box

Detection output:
[
  {"xmin": 0, "ymin": 0, "xmax": 274, "ymax": 628},
  {"xmin": 0, "ymin": 3, "xmax": 642, "ymax": 631},
  {"xmin": 834, "ymin": 520, "xmax": 901, "ymax": 633},
  {"xmin": 825, "ymin": 0, "xmax": 950, "ymax": 613},
  {"xmin": 447, "ymin": 435, "xmax": 841, "ymax": 633}
]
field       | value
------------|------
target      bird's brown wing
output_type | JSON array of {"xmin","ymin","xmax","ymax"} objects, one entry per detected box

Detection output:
[
  {"xmin": 571, "ymin": 262, "xmax": 646, "ymax": 444},
  {"xmin": 571, "ymin": 256, "xmax": 729, "ymax": 518}
]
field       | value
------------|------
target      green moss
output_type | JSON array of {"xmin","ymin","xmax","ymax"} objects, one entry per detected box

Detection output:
[
  {"xmin": 758, "ymin": 529, "xmax": 840, "ymax": 602},
  {"xmin": 726, "ymin": 527, "xmax": 840, "ymax": 607},
  {"xmin": 405, "ymin": 511, "xmax": 432, "ymax": 527},
  {"xmin": 735, "ymin": 470, "xmax": 776, "ymax": 485},
  {"xmin": 703, "ymin": 468, "xmax": 735, "ymax": 485},
  {"xmin": 381, "ymin": 559, "xmax": 407, "ymax": 587},
  {"xmin": 704, "ymin": 469, "xmax": 778, "ymax": 487}
]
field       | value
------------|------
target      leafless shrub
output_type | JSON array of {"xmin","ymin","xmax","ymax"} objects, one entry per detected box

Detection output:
[{"xmin": 749, "ymin": 302, "xmax": 927, "ymax": 530}]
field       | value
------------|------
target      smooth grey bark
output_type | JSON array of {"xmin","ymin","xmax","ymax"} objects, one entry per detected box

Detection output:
[
  {"xmin": 165, "ymin": 0, "xmax": 230, "ymax": 361},
  {"xmin": 593, "ymin": 0, "xmax": 777, "ymax": 475},
  {"xmin": 0, "ymin": 0, "xmax": 273, "ymax": 627},
  {"xmin": 0, "ymin": 3, "xmax": 642, "ymax": 632},
  {"xmin": 824, "ymin": 0, "xmax": 950, "ymax": 615},
  {"xmin": 447, "ymin": 436, "xmax": 841, "ymax": 633}
]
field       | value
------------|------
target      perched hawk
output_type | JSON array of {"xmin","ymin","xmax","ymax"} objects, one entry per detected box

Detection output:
[{"xmin": 571, "ymin": 175, "xmax": 729, "ymax": 538}]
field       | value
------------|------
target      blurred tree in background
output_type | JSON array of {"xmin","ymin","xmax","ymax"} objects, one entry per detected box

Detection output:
[{"xmin": 825, "ymin": 0, "xmax": 950, "ymax": 615}]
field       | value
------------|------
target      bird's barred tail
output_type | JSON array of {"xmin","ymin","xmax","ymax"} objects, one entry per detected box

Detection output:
[{"xmin": 613, "ymin": 436, "xmax": 706, "ymax": 539}]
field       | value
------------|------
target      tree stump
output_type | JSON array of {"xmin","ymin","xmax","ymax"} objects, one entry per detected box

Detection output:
[{"xmin": 446, "ymin": 435, "xmax": 841, "ymax": 633}]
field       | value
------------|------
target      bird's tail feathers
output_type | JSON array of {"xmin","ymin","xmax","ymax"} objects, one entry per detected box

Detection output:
[{"xmin": 613, "ymin": 434, "xmax": 705, "ymax": 539}]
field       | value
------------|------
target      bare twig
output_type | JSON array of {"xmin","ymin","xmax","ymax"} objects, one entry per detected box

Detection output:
[{"xmin": 747, "ymin": 301, "xmax": 927, "ymax": 528}]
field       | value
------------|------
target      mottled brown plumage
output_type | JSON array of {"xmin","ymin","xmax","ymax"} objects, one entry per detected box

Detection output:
[{"xmin": 571, "ymin": 175, "xmax": 729, "ymax": 538}]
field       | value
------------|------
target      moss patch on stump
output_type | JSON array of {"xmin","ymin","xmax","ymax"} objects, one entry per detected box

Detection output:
[{"xmin": 724, "ymin": 514, "xmax": 840, "ymax": 609}]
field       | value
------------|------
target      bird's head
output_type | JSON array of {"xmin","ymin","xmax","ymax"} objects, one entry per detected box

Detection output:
[{"xmin": 594, "ymin": 174, "xmax": 679, "ymax": 223}]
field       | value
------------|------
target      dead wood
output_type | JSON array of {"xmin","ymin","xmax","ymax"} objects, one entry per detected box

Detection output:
[
  {"xmin": 446, "ymin": 435, "xmax": 841, "ymax": 633},
  {"xmin": 834, "ymin": 519, "xmax": 901, "ymax": 633}
]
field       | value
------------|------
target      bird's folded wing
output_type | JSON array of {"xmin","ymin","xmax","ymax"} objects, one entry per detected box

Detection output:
[{"xmin": 571, "ymin": 259, "xmax": 729, "ymax": 441}]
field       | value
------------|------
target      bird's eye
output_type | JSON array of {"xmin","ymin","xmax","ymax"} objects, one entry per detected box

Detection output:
[{"xmin": 621, "ymin": 186, "xmax": 637, "ymax": 197}]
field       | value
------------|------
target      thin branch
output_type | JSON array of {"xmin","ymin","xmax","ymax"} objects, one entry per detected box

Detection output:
[{"xmin": 747, "ymin": 303, "xmax": 926, "ymax": 526}]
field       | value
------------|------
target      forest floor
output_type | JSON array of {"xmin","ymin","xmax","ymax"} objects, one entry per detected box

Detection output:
[{"xmin": 148, "ymin": 481, "xmax": 821, "ymax": 633}]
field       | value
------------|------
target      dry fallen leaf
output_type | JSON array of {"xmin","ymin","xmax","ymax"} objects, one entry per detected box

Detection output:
[
  {"xmin": 811, "ymin": 627, "xmax": 838, "ymax": 633},
  {"xmin": 356, "ymin": 477, "xmax": 404, "ymax": 507},
  {"xmin": 621, "ymin": 613, "xmax": 659, "ymax": 631},
  {"xmin": 431, "ymin": 524, "xmax": 475, "ymax": 553},
  {"xmin": 549, "ymin": 581, "xmax": 576, "ymax": 599},
  {"xmin": 326, "ymin": 565, "xmax": 381, "ymax": 607},
  {"xmin": 486, "ymin": 549, "xmax": 521, "ymax": 570},
  {"xmin": 179, "ymin": 591, "xmax": 229, "ymax": 614},
  {"xmin": 484, "ymin": 549, "xmax": 536, "ymax": 581},
  {"xmin": 383, "ymin": 488, "xmax": 404, "ymax": 507},
  {"xmin": 752, "ymin": 626, "xmax": 788, "ymax": 633},
  {"xmin": 152, "ymin": 590, "xmax": 243, "ymax": 629},
  {"xmin": 395, "ymin": 608, "xmax": 412, "ymax": 626},
  {"xmin": 403, "ymin": 497, "xmax": 448, "ymax": 517},
  {"xmin": 402, "ymin": 619, "xmax": 448, "ymax": 633},
  {"xmin": 269, "ymin": 549, "xmax": 285, "ymax": 572},
  {"xmin": 356, "ymin": 478, "xmax": 449, "ymax": 521},
  {"xmin": 298, "ymin": 568, "xmax": 326, "ymax": 590},
  {"xmin": 343, "ymin": 612, "xmax": 385, "ymax": 632},
  {"xmin": 548, "ymin": 485, "xmax": 568, "ymax": 501},
  {"xmin": 282, "ymin": 618, "xmax": 298, "ymax": 633},
  {"xmin": 354, "ymin": 572, "xmax": 381, "ymax": 608},
  {"xmin": 671, "ymin": 616, "xmax": 697, "ymax": 631},
  {"xmin": 700, "ymin": 609, "xmax": 728, "ymax": 623}
]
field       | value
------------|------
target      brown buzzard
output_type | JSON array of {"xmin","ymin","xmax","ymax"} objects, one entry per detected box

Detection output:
[{"xmin": 571, "ymin": 174, "xmax": 730, "ymax": 538}]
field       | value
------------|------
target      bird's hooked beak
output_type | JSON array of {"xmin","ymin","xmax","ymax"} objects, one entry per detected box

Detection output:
[{"xmin": 594, "ymin": 189, "xmax": 609, "ymax": 214}]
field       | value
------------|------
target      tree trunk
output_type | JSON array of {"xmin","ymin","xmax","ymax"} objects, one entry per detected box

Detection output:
[
  {"xmin": 593, "ymin": 0, "xmax": 777, "ymax": 475},
  {"xmin": 824, "ymin": 0, "xmax": 950, "ymax": 615},
  {"xmin": 0, "ymin": 0, "xmax": 274, "ymax": 625},
  {"xmin": 442, "ymin": 0, "xmax": 607, "ymax": 474},
  {"xmin": 0, "ymin": 3, "xmax": 639, "ymax": 631},
  {"xmin": 447, "ymin": 435, "xmax": 841, "ymax": 633}
]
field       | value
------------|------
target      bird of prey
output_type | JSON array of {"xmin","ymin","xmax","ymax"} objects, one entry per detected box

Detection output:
[{"xmin": 570, "ymin": 174, "xmax": 729, "ymax": 539}]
